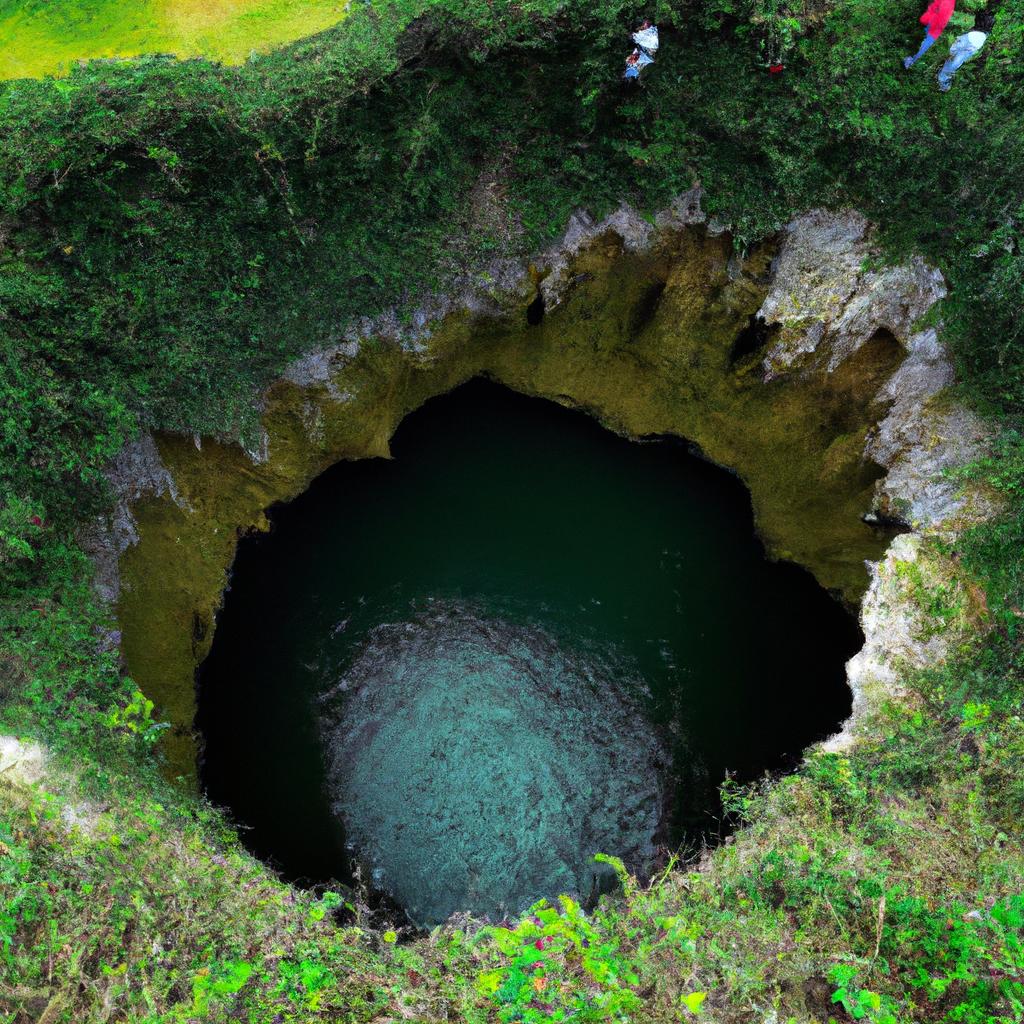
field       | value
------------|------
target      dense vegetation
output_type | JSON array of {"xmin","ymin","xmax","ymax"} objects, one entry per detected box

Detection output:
[{"xmin": 2, "ymin": 0, "xmax": 1024, "ymax": 1020}]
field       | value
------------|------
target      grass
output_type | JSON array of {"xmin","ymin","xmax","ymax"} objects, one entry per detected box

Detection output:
[{"xmin": 0, "ymin": 0, "xmax": 352, "ymax": 80}]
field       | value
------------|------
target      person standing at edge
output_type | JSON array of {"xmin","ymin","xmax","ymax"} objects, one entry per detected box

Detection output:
[
  {"xmin": 624, "ymin": 18, "xmax": 659, "ymax": 81},
  {"xmin": 937, "ymin": 11, "xmax": 993, "ymax": 91},
  {"xmin": 904, "ymin": 0, "xmax": 956, "ymax": 69}
]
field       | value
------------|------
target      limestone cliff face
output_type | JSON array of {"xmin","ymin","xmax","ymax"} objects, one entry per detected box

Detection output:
[
  {"xmin": 757, "ymin": 209, "xmax": 991, "ymax": 531},
  {"xmin": 94, "ymin": 192, "xmax": 991, "ymax": 776},
  {"xmin": 748, "ymin": 208, "xmax": 993, "ymax": 748},
  {"xmin": 82, "ymin": 435, "xmax": 184, "ymax": 611},
  {"xmin": 827, "ymin": 529, "xmax": 990, "ymax": 751}
]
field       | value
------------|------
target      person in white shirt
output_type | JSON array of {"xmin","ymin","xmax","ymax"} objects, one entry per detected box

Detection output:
[
  {"xmin": 624, "ymin": 19, "xmax": 659, "ymax": 81},
  {"xmin": 938, "ymin": 12, "xmax": 993, "ymax": 91},
  {"xmin": 632, "ymin": 21, "xmax": 659, "ymax": 56}
]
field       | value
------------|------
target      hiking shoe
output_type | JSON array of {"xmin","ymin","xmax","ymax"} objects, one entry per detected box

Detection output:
[{"xmin": 903, "ymin": 56, "xmax": 915, "ymax": 69}]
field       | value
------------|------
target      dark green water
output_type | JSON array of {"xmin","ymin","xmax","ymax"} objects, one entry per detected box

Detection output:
[{"xmin": 198, "ymin": 379, "xmax": 861, "ymax": 925}]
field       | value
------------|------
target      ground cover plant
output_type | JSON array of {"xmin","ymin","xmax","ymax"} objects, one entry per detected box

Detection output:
[
  {"xmin": 2, "ymin": 0, "xmax": 1024, "ymax": 1020},
  {"xmin": 0, "ymin": 0, "xmax": 353, "ymax": 81}
]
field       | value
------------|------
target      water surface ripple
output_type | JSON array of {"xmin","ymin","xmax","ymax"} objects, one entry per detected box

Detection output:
[{"xmin": 323, "ymin": 603, "xmax": 666, "ymax": 926}]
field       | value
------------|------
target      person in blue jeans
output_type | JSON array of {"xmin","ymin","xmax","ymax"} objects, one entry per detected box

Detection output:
[
  {"xmin": 904, "ymin": 0, "xmax": 955, "ymax": 68},
  {"xmin": 937, "ymin": 12, "xmax": 993, "ymax": 91}
]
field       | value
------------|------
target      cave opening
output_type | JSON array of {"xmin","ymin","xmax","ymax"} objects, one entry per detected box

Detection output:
[
  {"xmin": 627, "ymin": 279, "xmax": 668, "ymax": 338},
  {"xmin": 196, "ymin": 378, "xmax": 862, "ymax": 927},
  {"xmin": 526, "ymin": 290, "xmax": 546, "ymax": 326},
  {"xmin": 729, "ymin": 314, "xmax": 773, "ymax": 364}
]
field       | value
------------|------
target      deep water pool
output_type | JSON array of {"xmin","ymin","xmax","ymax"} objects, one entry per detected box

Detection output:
[{"xmin": 197, "ymin": 379, "xmax": 862, "ymax": 926}]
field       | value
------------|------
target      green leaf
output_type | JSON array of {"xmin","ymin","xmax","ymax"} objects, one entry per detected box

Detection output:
[{"xmin": 682, "ymin": 991, "xmax": 707, "ymax": 1014}]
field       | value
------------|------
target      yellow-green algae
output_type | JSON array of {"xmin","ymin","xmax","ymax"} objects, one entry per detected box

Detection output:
[{"xmin": 117, "ymin": 223, "xmax": 900, "ymax": 778}]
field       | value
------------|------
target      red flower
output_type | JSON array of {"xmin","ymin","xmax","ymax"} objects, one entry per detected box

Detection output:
[
  {"xmin": 769, "ymin": 63, "xmax": 784, "ymax": 74},
  {"xmin": 30, "ymin": 515, "xmax": 43, "ymax": 528}
]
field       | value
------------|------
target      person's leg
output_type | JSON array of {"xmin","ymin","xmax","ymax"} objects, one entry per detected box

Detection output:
[
  {"xmin": 937, "ymin": 50, "xmax": 970, "ymax": 90},
  {"xmin": 904, "ymin": 32, "xmax": 936, "ymax": 68}
]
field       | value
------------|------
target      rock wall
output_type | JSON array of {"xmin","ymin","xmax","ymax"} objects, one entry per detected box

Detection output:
[
  {"xmin": 95, "ymin": 193, "xmax": 991, "ymax": 777},
  {"xmin": 749, "ymin": 208, "xmax": 993, "ymax": 748},
  {"xmin": 757, "ymin": 209, "xmax": 991, "ymax": 531}
]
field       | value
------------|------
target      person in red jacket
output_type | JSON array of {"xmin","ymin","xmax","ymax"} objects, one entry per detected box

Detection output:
[{"xmin": 904, "ymin": 0, "xmax": 957, "ymax": 68}]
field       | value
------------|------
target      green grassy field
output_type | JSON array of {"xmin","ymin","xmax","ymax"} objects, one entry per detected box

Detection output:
[{"xmin": 0, "ymin": 0, "xmax": 351, "ymax": 80}]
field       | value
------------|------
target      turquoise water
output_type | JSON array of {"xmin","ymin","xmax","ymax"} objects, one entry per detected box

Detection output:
[
  {"xmin": 324, "ymin": 606, "xmax": 666, "ymax": 924},
  {"xmin": 198, "ymin": 379, "xmax": 861, "ymax": 926}
]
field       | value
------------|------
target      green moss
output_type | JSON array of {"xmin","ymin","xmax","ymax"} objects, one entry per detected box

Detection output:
[{"xmin": 118, "ymin": 222, "xmax": 898, "ymax": 778}]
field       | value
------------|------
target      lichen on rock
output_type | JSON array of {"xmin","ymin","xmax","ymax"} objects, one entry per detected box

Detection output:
[
  {"xmin": 827, "ymin": 531, "xmax": 988, "ymax": 750},
  {"xmin": 758, "ymin": 208, "xmax": 945, "ymax": 380},
  {"xmin": 80, "ymin": 434, "xmax": 185, "ymax": 609},
  {"xmin": 866, "ymin": 328, "xmax": 993, "ymax": 530}
]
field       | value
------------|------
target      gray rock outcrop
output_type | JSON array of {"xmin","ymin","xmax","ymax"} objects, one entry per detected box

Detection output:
[
  {"xmin": 79, "ymin": 434, "xmax": 183, "ymax": 608},
  {"xmin": 758, "ymin": 209, "xmax": 945, "ymax": 378}
]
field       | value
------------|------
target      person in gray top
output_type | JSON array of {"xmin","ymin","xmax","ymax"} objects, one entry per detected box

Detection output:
[{"xmin": 938, "ymin": 11, "xmax": 993, "ymax": 91}]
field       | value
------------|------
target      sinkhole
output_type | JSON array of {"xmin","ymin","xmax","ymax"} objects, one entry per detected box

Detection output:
[{"xmin": 197, "ymin": 379, "xmax": 862, "ymax": 927}]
